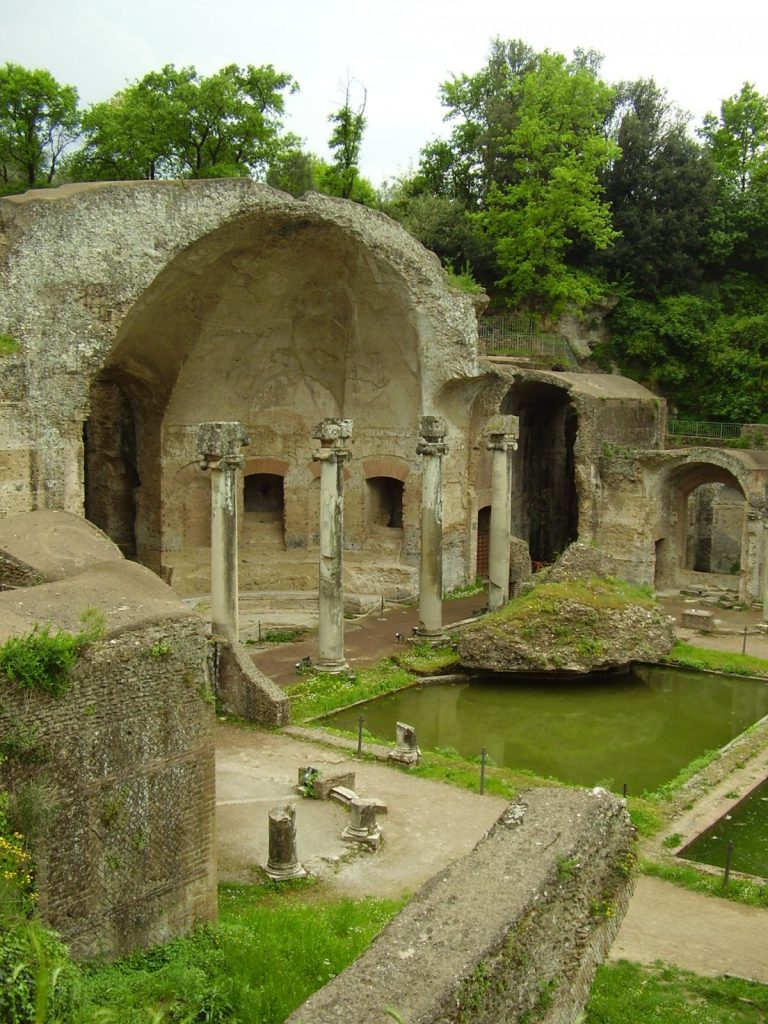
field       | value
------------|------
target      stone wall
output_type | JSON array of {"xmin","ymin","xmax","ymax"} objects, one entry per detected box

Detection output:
[{"xmin": 287, "ymin": 787, "xmax": 634, "ymax": 1024}]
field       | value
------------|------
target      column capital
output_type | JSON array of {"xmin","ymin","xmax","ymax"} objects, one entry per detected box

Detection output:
[
  {"xmin": 419, "ymin": 414, "xmax": 446, "ymax": 442},
  {"xmin": 197, "ymin": 421, "xmax": 249, "ymax": 471},
  {"xmin": 312, "ymin": 417, "xmax": 353, "ymax": 444},
  {"xmin": 486, "ymin": 414, "xmax": 520, "ymax": 452}
]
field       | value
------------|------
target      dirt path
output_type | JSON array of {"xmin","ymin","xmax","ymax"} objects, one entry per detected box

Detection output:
[{"xmin": 610, "ymin": 876, "xmax": 768, "ymax": 982}]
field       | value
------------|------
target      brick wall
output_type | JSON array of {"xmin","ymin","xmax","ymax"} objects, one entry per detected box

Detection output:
[{"xmin": 0, "ymin": 616, "xmax": 217, "ymax": 959}]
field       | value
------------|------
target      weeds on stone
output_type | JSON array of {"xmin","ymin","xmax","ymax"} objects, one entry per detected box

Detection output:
[{"xmin": 0, "ymin": 608, "xmax": 105, "ymax": 697}]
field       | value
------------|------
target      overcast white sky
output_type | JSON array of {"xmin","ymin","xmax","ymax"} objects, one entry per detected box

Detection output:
[{"xmin": 4, "ymin": 0, "xmax": 767, "ymax": 185}]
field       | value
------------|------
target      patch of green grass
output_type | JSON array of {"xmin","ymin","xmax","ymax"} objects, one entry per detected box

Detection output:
[
  {"xmin": 405, "ymin": 746, "xmax": 560, "ymax": 799},
  {"xmin": 445, "ymin": 578, "xmax": 485, "ymax": 600},
  {"xmin": 585, "ymin": 960, "xmax": 768, "ymax": 1023},
  {"xmin": 285, "ymin": 660, "xmax": 415, "ymax": 721},
  {"xmin": 626, "ymin": 797, "xmax": 665, "ymax": 838},
  {"xmin": 0, "ymin": 333, "xmax": 20, "ymax": 356},
  {"xmin": 640, "ymin": 859, "xmax": 768, "ymax": 908},
  {"xmin": 392, "ymin": 641, "xmax": 461, "ymax": 675},
  {"xmin": 663, "ymin": 643, "xmax": 768, "ymax": 679},
  {"xmin": 5, "ymin": 881, "xmax": 404, "ymax": 1024}
]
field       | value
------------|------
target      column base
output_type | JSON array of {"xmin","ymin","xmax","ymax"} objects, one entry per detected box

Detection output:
[
  {"xmin": 414, "ymin": 626, "xmax": 444, "ymax": 639},
  {"xmin": 315, "ymin": 657, "xmax": 350, "ymax": 674}
]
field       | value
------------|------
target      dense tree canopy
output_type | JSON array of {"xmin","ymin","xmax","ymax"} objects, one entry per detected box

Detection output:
[
  {"xmin": 0, "ymin": 63, "xmax": 79, "ymax": 186},
  {"xmin": 68, "ymin": 63, "xmax": 297, "ymax": 180}
]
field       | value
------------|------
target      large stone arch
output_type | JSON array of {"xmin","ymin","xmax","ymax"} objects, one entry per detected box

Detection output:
[
  {"xmin": 651, "ymin": 449, "xmax": 768, "ymax": 601},
  {"xmin": 0, "ymin": 181, "xmax": 479, "ymax": 591}
]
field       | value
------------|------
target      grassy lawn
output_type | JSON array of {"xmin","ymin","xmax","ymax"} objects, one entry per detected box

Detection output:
[
  {"xmin": 585, "ymin": 961, "xmax": 768, "ymax": 1023},
  {"xmin": 1, "ymin": 879, "xmax": 404, "ymax": 1024}
]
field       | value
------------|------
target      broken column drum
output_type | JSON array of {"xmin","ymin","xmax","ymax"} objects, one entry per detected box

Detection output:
[
  {"xmin": 312, "ymin": 418, "xmax": 353, "ymax": 672},
  {"xmin": 197, "ymin": 421, "xmax": 249, "ymax": 641},
  {"xmin": 487, "ymin": 416, "xmax": 519, "ymax": 612},
  {"xmin": 417, "ymin": 416, "xmax": 448, "ymax": 637},
  {"xmin": 266, "ymin": 804, "xmax": 307, "ymax": 880}
]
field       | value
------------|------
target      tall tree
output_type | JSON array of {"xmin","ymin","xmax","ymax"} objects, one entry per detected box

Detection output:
[
  {"xmin": 599, "ymin": 79, "xmax": 717, "ymax": 297},
  {"xmin": 481, "ymin": 49, "xmax": 618, "ymax": 312},
  {"xmin": 322, "ymin": 78, "xmax": 367, "ymax": 200},
  {"xmin": 0, "ymin": 63, "xmax": 80, "ymax": 187},
  {"xmin": 69, "ymin": 63, "xmax": 296, "ymax": 181}
]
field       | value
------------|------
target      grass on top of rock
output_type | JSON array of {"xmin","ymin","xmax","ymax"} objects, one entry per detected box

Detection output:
[
  {"xmin": 486, "ymin": 577, "xmax": 657, "ymax": 631},
  {"xmin": 391, "ymin": 640, "xmax": 460, "ymax": 675}
]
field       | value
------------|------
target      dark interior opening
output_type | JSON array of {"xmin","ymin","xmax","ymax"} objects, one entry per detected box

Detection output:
[
  {"xmin": 476, "ymin": 505, "xmax": 491, "ymax": 578},
  {"xmin": 367, "ymin": 476, "xmax": 404, "ymax": 528},
  {"xmin": 83, "ymin": 376, "xmax": 139, "ymax": 558},
  {"xmin": 244, "ymin": 473, "xmax": 284, "ymax": 519},
  {"xmin": 502, "ymin": 381, "xmax": 579, "ymax": 564}
]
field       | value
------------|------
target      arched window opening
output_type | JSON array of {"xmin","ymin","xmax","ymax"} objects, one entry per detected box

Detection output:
[
  {"xmin": 244, "ymin": 473, "xmax": 284, "ymax": 521},
  {"xmin": 367, "ymin": 476, "xmax": 404, "ymax": 529}
]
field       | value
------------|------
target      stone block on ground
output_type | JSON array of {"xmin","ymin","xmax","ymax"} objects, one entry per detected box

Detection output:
[
  {"xmin": 681, "ymin": 609, "xmax": 714, "ymax": 631},
  {"xmin": 297, "ymin": 764, "xmax": 356, "ymax": 799}
]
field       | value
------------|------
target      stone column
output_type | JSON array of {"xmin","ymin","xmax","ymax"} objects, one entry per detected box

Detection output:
[
  {"xmin": 266, "ymin": 804, "xmax": 306, "ymax": 880},
  {"xmin": 197, "ymin": 421, "xmax": 249, "ymax": 641},
  {"xmin": 312, "ymin": 418, "xmax": 353, "ymax": 672},
  {"xmin": 486, "ymin": 416, "xmax": 519, "ymax": 611},
  {"xmin": 417, "ymin": 416, "xmax": 448, "ymax": 637}
]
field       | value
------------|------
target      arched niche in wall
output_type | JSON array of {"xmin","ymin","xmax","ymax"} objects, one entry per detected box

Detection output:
[{"xmin": 500, "ymin": 379, "xmax": 579, "ymax": 564}]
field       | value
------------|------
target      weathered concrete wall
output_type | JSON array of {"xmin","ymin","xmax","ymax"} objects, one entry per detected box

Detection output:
[
  {"xmin": 287, "ymin": 787, "xmax": 634, "ymax": 1024},
  {"xmin": 0, "ymin": 182, "xmax": 479, "ymax": 587},
  {"xmin": 0, "ymin": 512, "xmax": 217, "ymax": 959}
]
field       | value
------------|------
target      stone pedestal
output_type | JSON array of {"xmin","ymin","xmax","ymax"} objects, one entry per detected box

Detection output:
[
  {"xmin": 341, "ymin": 798, "xmax": 382, "ymax": 849},
  {"xmin": 266, "ymin": 804, "xmax": 306, "ymax": 880},
  {"xmin": 387, "ymin": 721, "xmax": 421, "ymax": 766},
  {"xmin": 312, "ymin": 418, "xmax": 352, "ymax": 672},
  {"xmin": 486, "ymin": 416, "xmax": 519, "ymax": 611},
  {"xmin": 416, "ymin": 416, "xmax": 448, "ymax": 637},
  {"xmin": 197, "ymin": 421, "xmax": 249, "ymax": 641}
]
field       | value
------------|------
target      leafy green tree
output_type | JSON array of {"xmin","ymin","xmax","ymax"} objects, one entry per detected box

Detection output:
[
  {"xmin": 424, "ymin": 38, "xmax": 538, "ymax": 208},
  {"xmin": 599, "ymin": 79, "xmax": 717, "ymax": 297},
  {"xmin": 481, "ymin": 50, "xmax": 618, "ymax": 312},
  {"xmin": 69, "ymin": 63, "xmax": 296, "ymax": 181},
  {"xmin": 322, "ymin": 78, "xmax": 368, "ymax": 200},
  {"xmin": 701, "ymin": 82, "xmax": 768, "ymax": 193},
  {"xmin": 0, "ymin": 63, "xmax": 80, "ymax": 187},
  {"xmin": 700, "ymin": 83, "xmax": 768, "ymax": 276}
]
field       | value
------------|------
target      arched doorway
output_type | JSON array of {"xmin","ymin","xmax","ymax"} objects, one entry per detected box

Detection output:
[{"xmin": 654, "ymin": 459, "xmax": 748, "ymax": 593}]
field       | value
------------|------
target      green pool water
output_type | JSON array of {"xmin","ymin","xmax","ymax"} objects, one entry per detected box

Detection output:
[
  {"xmin": 681, "ymin": 778, "xmax": 768, "ymax": 877},
  {"xmin": 324, "ymin": 665, "xmax": 768, "ymax": 794}
]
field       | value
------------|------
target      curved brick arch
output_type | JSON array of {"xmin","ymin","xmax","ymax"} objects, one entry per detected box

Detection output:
[{"xmin": 361, "ymin": 457, "xmax": 410, "ymax": 483}]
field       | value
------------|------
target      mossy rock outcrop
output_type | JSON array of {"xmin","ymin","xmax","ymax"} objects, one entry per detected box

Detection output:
[{"xmin": 459, "ymin": 577, "xmax": 675, "ymax": 674}]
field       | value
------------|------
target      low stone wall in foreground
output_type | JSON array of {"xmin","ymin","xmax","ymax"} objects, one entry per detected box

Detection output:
[{"xmin": 287, "ymin": 786, "xmax": 634, "ymax": 1024}]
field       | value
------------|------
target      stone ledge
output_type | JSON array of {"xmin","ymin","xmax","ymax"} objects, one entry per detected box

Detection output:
[{"xmin": 286, "ymin": 786, "xmax": 635, "ymax": 1024}]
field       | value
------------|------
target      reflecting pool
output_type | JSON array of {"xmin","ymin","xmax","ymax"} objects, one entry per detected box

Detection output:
[
  {"xmin": 681, "ymin": 778, "xmax": 768, "ymax": 878},
  {"xmin": 324, "ymin": 665, "xmax": 768, "ymax": 794}
]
